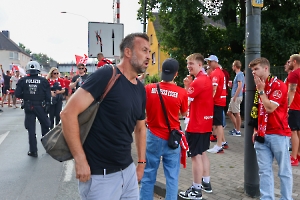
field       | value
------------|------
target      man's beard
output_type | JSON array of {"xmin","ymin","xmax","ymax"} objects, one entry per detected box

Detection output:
[
  {"xmin": 288, "ymin": 63, "xmax": 294, "ymax": 71},
  {"xmin": 130, "ymin": 53, "xmax": 146, "ymax": 74}
]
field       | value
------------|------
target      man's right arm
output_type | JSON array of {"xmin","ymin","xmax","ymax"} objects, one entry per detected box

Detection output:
[
  {"xmin": 288, "ymin": 83, "xmax": 297, "ymax": 107},
  {"xmin": 69, "ymin": 79, "xmax": 78, "ymax": 89},
  {"xmin": 60, "ymin": 87, "xmax": 94, "ymax": 182}
]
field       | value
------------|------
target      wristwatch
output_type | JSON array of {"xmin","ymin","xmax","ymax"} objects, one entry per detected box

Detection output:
[{"xmin": 259, "ymin": 90, "xmax": 265, "ymax": 95}]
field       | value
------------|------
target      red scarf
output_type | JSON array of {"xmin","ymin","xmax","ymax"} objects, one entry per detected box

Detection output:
[{"xmin": 257, "ymin": 75, "xmax": 277, "ymax": 137}]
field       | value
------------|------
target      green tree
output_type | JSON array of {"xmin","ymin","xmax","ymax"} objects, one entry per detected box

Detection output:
[
  {"xmin": 18, "ymin": 43, "xmax": 32, "ymax": 55},
  {"xmin": 31, "ymin": 53, "xmax": 55, "ymax": 71},
  {"xmin": 138, "ymin": 0, "xmax": 300, "ymax": 83}
]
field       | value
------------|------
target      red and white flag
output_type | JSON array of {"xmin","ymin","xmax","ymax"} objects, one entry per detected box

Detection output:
[
  {"xmin": 70, "ymin": 66, "xmax": 74, "ymax": 76},
  {"xmin": 12, "ymin": 65, "xmax": 19, "ymax": 72},
  {"xmin": 75, "ymin": 54, "xmax": 88, "ymax": 65}
]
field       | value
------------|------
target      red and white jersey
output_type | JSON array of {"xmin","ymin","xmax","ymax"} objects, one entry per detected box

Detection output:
[
  {"xmin": 287, "ymin": 68, "xmax": 300, "ymax": 110},
  {"xmin": 145, "ymin": 82, "xmax": 188, "ymax": 140},
  {"xmin": 185, "ymin": 71, "xmax": 214, "ymax": 133},
  {"xmin": 261, "ymin": 78, "xmax": 290, "ymax": 136},
  {"xmin": 210, "ymin": 67, "xmax": 227, "ymax": 106},
  {"xmin": 48, "ymin": 78, "xmax": 65, "ymax": 89}
]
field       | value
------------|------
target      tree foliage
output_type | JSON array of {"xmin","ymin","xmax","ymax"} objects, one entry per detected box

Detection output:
[
  {"xmin": 18, "ymin": 43, "xmax": 57, "ymax": 71},
  {"xmin": 137, "ymin": 0, "xmax": 300, "ymax": 84},
  {"xmin": 18, "ymin": 43, "xmax": 32, "ymax": 55}
]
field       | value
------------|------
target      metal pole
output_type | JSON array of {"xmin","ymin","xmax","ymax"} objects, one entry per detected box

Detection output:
[
  {"xmin": 143, "ymin": 0, "xmax": 147, "ymax": 33},
  {"xmin": 116, "ymin": 0, "xmax": 120, "ymax": 24},
  {"xmin": 244, "ymin": 0, "xmax": 261, "ymax": 197}
]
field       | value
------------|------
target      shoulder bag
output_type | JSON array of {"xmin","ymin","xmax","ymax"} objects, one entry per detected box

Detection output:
[
  {"xmin": 41, "ymin": 65, "xmax": 120, "ymax": 162},
  {"xmin": 156, "ymin": 83, "xmax": 182, "ymax": 149}
]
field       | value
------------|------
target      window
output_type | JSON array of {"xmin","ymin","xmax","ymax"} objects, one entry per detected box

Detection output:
[
  {"xmin": 9, "ymin": 52, "xmax": 14, "ymax": 59},
  {"xmin": 9, "ymin": 52, "xmax": 20, "ymax": 60},
  {"xmin": 152, "ymin": 52, "xmax": 156, "ymax": 64}
]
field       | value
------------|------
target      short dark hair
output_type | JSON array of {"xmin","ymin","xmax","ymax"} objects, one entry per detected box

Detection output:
[
  {"xmin": 77, "ymin": 63, "xmax": 84, "ymax": 68},
  {"xmin": 119, "ymin": 33, "xmax": 149, "ymax": 59},
  {"xmin": 97, "ymin": 53, "xmax": 103, "ymax": 57},
  {"xmin": 249, "ymin": 57, "xmax": 270, "ymax": 69}
]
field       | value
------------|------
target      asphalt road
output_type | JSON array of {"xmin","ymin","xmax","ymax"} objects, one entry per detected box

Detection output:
[
  {"xmin": 0, "ymin": 106, "xmax": 80, "ymax": 200},
  {"xmin": 0, "ymin": 105, "xmax": 164, "ymax": 200}
]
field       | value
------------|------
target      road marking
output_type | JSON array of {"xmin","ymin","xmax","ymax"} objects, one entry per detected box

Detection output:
[
  {"xmin": 63, "ymin": 160, "xmax": 74, "ymax": 182},
  {"xmin": 0, "ymin": 131, "xmax": 9, "ymax": 145}
]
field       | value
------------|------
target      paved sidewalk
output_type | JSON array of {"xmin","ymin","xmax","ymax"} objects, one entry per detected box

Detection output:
[{"xmin": 132, "ymin": 118, "xmax": 300, "ymax": 200}]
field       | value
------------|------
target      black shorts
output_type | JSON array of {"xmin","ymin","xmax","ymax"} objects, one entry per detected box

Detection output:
[
  {"xmin": 288, "ymin": 109, "xmax": 300, "ymax": 131},
  {"xmin": 213, "ymin": 105, "xmax": 224, "ymax": 126},
  {"xmin": 186, "ymin": 132, "xmax": 211, "ymax": 156},
  {"xmin": 2, "ymin": 86, "xmax": 10, "ymax": 94},
  {"xmin": 64, "ymin": 88, "xmax": 69, "ymax": 96}
]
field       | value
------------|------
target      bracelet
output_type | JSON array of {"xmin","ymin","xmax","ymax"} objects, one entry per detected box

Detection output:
[{"xmin": 138, "ymin": 161, "xmax": 146, "ymax": 164}]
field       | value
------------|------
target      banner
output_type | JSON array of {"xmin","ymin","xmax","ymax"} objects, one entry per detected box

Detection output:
[{"xmin": 75, "ymin": 54, "xmax": 88, "ymax": 65}]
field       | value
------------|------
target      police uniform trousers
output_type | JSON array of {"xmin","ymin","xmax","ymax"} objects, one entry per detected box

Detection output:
[{"xmin": 24, "ymin": 102, "xmax": 50, "ymax": 152}]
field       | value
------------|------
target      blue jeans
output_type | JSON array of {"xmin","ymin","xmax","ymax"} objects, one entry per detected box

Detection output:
[
  {"xmin": 140, "ymin": 129, "xmax": 181, "ymax": 200},
  {"xmin": 254, "ymin": 134, "xmax": 293, "ymax": 200}
]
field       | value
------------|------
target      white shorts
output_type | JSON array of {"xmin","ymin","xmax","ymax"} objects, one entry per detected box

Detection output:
[{"xmin": 227, "ymin": 96, "xmax": 243, "ymax": 114}]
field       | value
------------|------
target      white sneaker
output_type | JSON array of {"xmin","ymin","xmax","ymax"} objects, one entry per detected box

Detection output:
[{"xmin": 207, "ymin": 145, "xmax": 224, "ymax": 154}]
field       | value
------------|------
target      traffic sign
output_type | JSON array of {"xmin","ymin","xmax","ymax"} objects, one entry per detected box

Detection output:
[{"xmin": 88, "ymin": 22, "xmax": 124, "ymax": 58}]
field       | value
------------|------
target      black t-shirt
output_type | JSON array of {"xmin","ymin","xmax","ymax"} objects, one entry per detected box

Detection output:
[
  {"xmin": 81, "ymin": 65, "xmax": 146, "ymax": 172},
  {"xmin": 71, "ymin": 74, "xmax": 89, "ymax": 90},
  {"xmin": 3, "ymin": 74, "xmax": 11, "ymax": 88}
]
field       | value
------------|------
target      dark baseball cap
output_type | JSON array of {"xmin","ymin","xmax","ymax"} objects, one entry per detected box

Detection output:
[{"xmin": 161, "ymin": 58, "xmax": 179, "ymax": 82}]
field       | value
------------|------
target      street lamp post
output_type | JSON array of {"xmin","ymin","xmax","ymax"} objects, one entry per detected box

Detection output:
[{"xmin": 60, "ymin": 11, "xmax": 89, "ymax": 21}]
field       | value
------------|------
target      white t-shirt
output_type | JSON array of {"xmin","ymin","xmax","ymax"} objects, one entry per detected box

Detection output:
[{"xmin": 10, "ymin": 76, "xmax": 21, "ymax": 89}]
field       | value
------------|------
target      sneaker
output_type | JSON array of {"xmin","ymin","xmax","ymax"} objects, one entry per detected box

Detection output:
[
  {"xmin": 210, "ymin": 134, "xmax": 217, "ymax": 142},
  {"xmin": 229, "ymin": 129, "xmax": 241, "ymax": 136},
  {"xmin": 179, "ymin": 186, "xmax": 202, "ymax": 199},
  {"xmin": 291, "ymin": 155, "xmax": 299, "ymax": 166},
  {"xmin": 201, "ymin": 180, "xmax": 213, "ymax": 193},
  {"xmin": 207, "ymin": 145, "xmax": 224, "ymax": 154},
  {"xmin": 222, "ymin": 142, "xmax": 229, "ymax": 149},
  {"xmin": 229, "ymin": 129, "xmax": 236, "ymax": 133}
]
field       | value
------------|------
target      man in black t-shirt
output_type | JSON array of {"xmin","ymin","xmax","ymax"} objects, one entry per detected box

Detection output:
[
  {"xmin": 1, "ymin": 65, "xmax": 12, "ymax": 107},
  {"xmin": 69, "ymin": 63, "xmax": 89, "ymax": 93},
  {"xmin": 61, "ymin": 33, "xmax": 150, "ymax": 199}
]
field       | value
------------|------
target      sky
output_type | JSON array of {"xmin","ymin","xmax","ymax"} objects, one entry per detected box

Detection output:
[{"xmin": 0, "ymin": 0, "xmax": 144, "ymax": 63}]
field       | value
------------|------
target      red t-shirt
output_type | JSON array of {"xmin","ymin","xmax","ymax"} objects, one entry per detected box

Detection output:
[
  {"xmin": 185, "ymin": 72, "xmax": 214, "ymax": 133},
  {"xmin": 222, "ymin": 68, "xmax": 230, "ymax": 96},
  {"xmin": 145, "ymin": 82, "xmax": 188, "ymax": 140},
  {"xmin": 97, "ymin": 58, "xmax": 112, "ymax": 68},
  {"xmin": 261, "ymin": 78, "xmax": 290, "ymax": 136},
  {"xmin": 287, "ymin": 68, "xmax": 300, "ymax": 110},
  {"xmin": 48, "ymin": 78, "xmax": 65, "ymax": 89},
  {"xmin": 64, "ymin": 79, "xmax": 71, "ymax": 89},
  {"xmin": 210, "ymin": 67, "xmax": 227, "ymax": 106}
]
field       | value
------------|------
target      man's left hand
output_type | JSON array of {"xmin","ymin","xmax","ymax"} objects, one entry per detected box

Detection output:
[
  {"xmin": 136, "ymin": 163, "xmax": 145, "ymax": 182},
  {"xmin": 254, "ymin": 75, "xmax": 265, "ymax": 91}
]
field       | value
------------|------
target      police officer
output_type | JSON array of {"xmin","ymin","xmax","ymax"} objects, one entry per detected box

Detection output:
[{"xmin": 15, "ymin": 61, "xmax": 51, "ymax": 157}]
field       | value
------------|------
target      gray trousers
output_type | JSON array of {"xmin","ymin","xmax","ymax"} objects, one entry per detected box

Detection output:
[{"xmin": 79, "ymin": 162, "xmax": 139, "ymax": 200}]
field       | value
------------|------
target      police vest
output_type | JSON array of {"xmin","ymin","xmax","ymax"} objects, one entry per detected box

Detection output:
[{"xmin": 22, "ymin": 76, "xmax": 46, "ymax": 101}]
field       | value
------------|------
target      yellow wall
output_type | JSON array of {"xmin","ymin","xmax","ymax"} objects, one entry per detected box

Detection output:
[{"xmin": 146, "ymin": 19, "xmax": 169, "ymax": 76}]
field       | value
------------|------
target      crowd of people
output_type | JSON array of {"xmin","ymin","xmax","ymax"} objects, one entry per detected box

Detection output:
[{"xmin": 1, "ymin": 32, "xmax": 299, "ymax": 200}]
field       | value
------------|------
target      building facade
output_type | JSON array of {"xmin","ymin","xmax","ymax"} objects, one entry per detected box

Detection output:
[{"xmin": 0, "ymin": 30, "xmax": 31, "ymax": 72}]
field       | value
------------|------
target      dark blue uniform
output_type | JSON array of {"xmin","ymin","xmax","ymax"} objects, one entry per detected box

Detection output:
[{"xmin": 15, "ymin": 74, "xmax": 51, "ymax": 155}]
